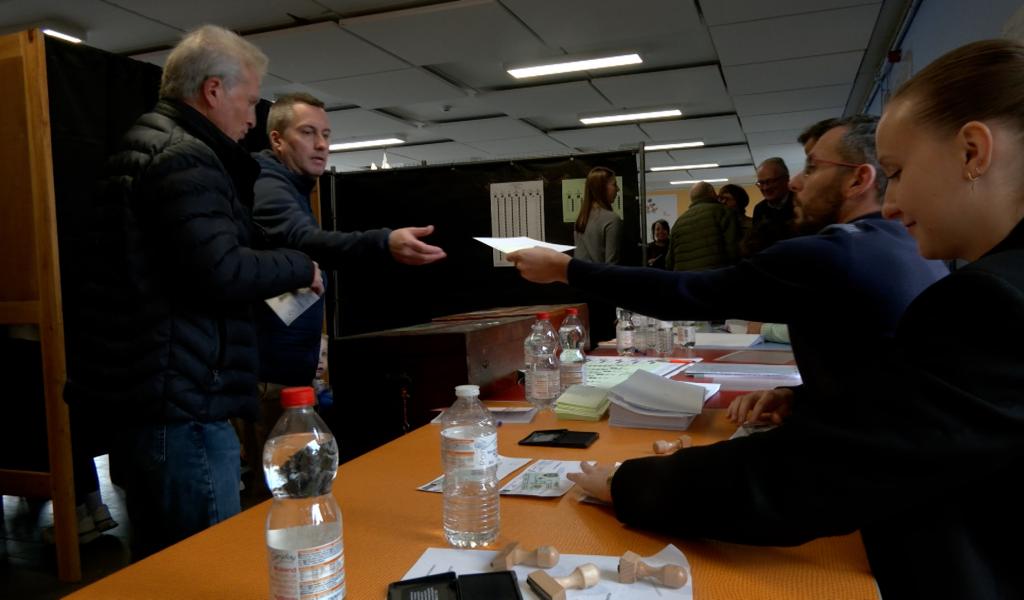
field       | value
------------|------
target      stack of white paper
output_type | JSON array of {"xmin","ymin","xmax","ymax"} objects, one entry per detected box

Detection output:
[{"xmin": 608, "ymin": 370, "xmax": 719, "ymax": 430}]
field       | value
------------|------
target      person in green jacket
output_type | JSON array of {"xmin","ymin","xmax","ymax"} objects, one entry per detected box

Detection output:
[{"xmin": 665, "ymin": 181, "xmax": 740, "ymax": 271}]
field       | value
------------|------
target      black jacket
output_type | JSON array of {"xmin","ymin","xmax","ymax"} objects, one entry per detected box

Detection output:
[
  {"xmin": 609, "ymin": 219, "xmax": 1024, "ymax": 599},
  {"xmin": 65, "ymin": 100, "xmax": 314, "ymax": 423},
  {"xmin": 251, "ymin": 150, "xmax": 390, "ymax": 385}
]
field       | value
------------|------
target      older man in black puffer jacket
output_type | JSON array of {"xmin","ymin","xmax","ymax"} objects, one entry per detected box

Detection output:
[{"xmin": 65, "ymin": 25, "xmax": 320, "ymax": 557}]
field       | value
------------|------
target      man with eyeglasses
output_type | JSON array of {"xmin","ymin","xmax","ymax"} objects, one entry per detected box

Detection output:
[
  {"xmin": 752, "ymin": 157, "xmax": 794, "ymax": 228},
  {"xmin": 506, "ymin": 115, "xmax": 948, "ymax": 428}
]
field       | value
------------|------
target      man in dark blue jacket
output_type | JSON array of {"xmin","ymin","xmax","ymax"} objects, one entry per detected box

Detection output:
[
  {"xmin": 509, "ymin": 115, "xmax": 948, "ymax": 429},
  {"xmin": 249, "ymin": 93, "xmax": 445, "ymax": 467},
  {"xmin": 66, "ymin": 26, "xmax": 322, "ymax": 556}
]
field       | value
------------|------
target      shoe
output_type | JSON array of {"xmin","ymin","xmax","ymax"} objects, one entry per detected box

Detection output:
[
  {"xmin": 90, "ymin": 503, "xmax": 118, "ymax": 532},
  {"xmin": 42, "ymin": 504, "xmax": 99, "ymax": 544}
]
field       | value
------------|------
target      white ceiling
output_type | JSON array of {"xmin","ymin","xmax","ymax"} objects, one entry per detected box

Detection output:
[{"xmin": 0, "ymin": 0, "xmax": 906, "ymax": 190}]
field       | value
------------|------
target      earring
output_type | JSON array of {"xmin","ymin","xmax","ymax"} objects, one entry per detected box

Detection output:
[{"xmin": 967, "ymin": 170, "xmax": 978, "ymax": 193}]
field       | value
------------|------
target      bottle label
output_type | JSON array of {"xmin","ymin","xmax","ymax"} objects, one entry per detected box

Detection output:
[
  {"xmin": 443, "ymin": 430, "xmax": 498, "ymax": 469},
  {"xmin": 268, "ymin": 536, "xmax": 345, "ymax": 600}
]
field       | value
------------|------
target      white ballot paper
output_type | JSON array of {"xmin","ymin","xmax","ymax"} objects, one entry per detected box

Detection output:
[
  {"xmin": 474, "ymin": 236, "xmax": 575, "ymax": 254},
  {"xmin": 264, "ymin": 288, "xmax": 320, "ymax": 326},
  {"xmin": 401, "ymin": 544, "xmax": 693, "ymax": 599},
  {"xmin": 499, "ymin": 459, "xmax": 580, "ymax": 497},
  {"xmin": 418, "ymin": 456, "xmax": 532, "ymax": 493}
]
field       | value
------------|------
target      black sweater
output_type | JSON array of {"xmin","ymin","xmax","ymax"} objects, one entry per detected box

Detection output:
[{"xmin": 608, "ymin": 219, "xmax": 1024, "ymax": 599}]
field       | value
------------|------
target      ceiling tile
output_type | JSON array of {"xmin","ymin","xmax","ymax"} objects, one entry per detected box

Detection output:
[
  {"xmin": 711, "ymin": 5, "xmax": 880, "ymax": 66},
  {"xmin": 104, "ymin": 0, "xmax": 327, "ymax": 33},
  {"xmin": 642, "ymin": 151, "xmax": 677, "ymax": 169},
  {"xmin": 503, "ymin": 0, "xmax": 703, "ymax": 47},
  {"xmin": 314, "ymin": 68, "xmax": 465, "ymax": 109},
  {"xmin": 684, "ymin": 165, "xmax": 757, "ymax": 181},
  {"xmin": 425, "ymin": 117, "xmax": 539, "ymax": 142},
  {"xmin": 722, "ymin": 51, "xmax": 864, "ymax": 95},
  {"xmin": 386, "ymin": 96, "xmax": 499, "ymax": 124},
  {"xmin": 745, "ymin": 128, "xmax": 807, "ymax": 146},
  {"xmin": 247, "ymin": 22, "xmax": 407, "ymax": 82},
  {"xmin": 548, "ymin": 124, "xmax": 648, "ymax": 151},
  {"xmin": 702, "ymin": 0, "xmax": 878, "ymax": 26},
  {"xmin": 326, "ymin": 108, "xmax": 411, "ymax": 138},
  {"xmin": 748, "ymin": 144, "xmax": 806, "ymax": 170},
  {"xmin": 733, "ymin": 84, "xmax": 851, "ymax": 117},
  {"xmin": 465, "ymin": 135, "xmax": 571, "ymax": 157},
  {"xmin": 394, "ymin": 141, "xmax": 492, "ymax": 163},
  {"xmin": 341, "ymin": 0, "xmax": 550, "ymax": 66},
  {"xmin": 741, "ymin": 107, "xmax": 843, "ymax": 133},
  {"xmin": 478, "ymin": 81, "xmax": 612, "ymax": 118},
  {"xmin": 667, "ymin": 144, "xmax": 753, "ymax": 166},
  {"xmin": 592, "ymin": 66, "xmax": 733, "ymax": 115},
  {"xmin": 639, "ymin": 115, "xmax": 746, "ymax": 145}
]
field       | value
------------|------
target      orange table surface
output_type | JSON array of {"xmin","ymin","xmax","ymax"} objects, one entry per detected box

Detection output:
[{"xmin": 67, "ymin": 409, "xmax": 876, "ymax": 600}]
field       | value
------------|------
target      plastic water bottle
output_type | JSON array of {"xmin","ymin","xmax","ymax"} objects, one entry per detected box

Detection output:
[
  {"xmin": 524, "ymin": 312, "xmax": 560, "ymax": 410},
  {"xmin": 616, "ymin": 309, "xmax": 638, "ymax": 355},
  {"xmin": 264, "ymin": 387, "xmax": 345, "ymax": 600},
  {"xmin": 441, "ymin": 384, "xmax": 500, "ymax": 548},
  {"xmin": 558, "ymin": 308, "xmax": 586, "ymax": 391},
  {"xmin": 655, "ymin": 320, "xmax": 674, "ymax": 356},
  {"xmin": 675, "ymin": 320, "xmax": 697, "ymax": 348}
]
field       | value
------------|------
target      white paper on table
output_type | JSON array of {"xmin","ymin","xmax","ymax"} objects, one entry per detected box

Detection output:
[
  {"xmin": 608, "ymin": 369, "xmax": 719, "ymax": 415},
  {"xmin": 729, "ymin": 422, "xmax": 778, "ymax": 440},
  {"xmin": 583, "ymin": 355, "xmax": 689, "ymax": 389},
  {"xmin": 474, "ymin": 236, "xmax": 575, "ymax": 254},
  {"xmin": 499, "ymin": 459, "xmax": 580, "ymax": 497},
  {"xmin": 263, "ymin": 288, "xmax": 320, "ymax": 326},
  {"xmin": 401, "ymin": 545, "xmax": 692, "ymax": 599},
  {"xmin": 418, "ymin": 456, "xmax": 532, "ymax": 493}
]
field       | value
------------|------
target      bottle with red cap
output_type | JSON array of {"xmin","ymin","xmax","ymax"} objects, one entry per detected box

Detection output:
[{"xmin": 263, "ymin": 386, "xmax": 345, "ymax": 600}]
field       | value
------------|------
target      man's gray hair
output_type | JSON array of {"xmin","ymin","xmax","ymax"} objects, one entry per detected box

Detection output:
[
  {"xmin": 160, "ymin": 25, "xmax": 268, "ymax": 101},
  {"xmin": 758, "ymin": 157, "xmax": 790, "ymax": 178}
]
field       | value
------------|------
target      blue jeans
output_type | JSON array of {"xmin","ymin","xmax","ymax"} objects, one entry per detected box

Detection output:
[{"xmin": 113, "ymin": 420, "xmax": 241, "ymax": 559}]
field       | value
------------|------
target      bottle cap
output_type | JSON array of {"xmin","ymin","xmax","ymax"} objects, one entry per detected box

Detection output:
[
  {"xmin": 280, "ymin": 386, "xmax": 315, "ymax": 408},
  {"xmin": 455, "ymin": 384, "xmax": 480, "ymax": 397},
  {"xmin": 536, "ymin": 312, "xmax": 550, "ymax": 319},
  {"xmin": 566, "ymin": 308, "xmax": 578, "ymax": 315}
]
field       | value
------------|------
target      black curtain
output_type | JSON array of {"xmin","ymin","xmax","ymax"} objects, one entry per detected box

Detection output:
[{"xmin": 321, "ymin": 151, "xmax": 640, "ymax": 341}]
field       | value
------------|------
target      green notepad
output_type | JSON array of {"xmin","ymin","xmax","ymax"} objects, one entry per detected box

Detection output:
[{"xmin": 554, "ymin": 385, "xmax": 610, "ymax": 421}]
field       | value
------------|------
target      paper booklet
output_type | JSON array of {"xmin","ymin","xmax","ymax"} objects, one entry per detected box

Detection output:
[
  {"xmin": 264, "ymin": 288, "xmax": 320, "ymax": 326},
  {"xmin": 608, "ymin": 369, "xmax": 719, "ymax": 431}
]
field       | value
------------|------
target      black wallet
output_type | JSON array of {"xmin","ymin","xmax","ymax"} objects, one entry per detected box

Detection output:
[{"xmin": 518, "ymin": 429, "xmax": 599, "ymax": 448}]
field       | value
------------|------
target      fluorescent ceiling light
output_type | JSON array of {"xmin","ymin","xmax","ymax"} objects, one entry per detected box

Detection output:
[
  {"xmin": 670, "ymin": 178, "xmax": 729, "ymax": 185},
  {"xmin": 645, "ymin": 141, "xmax": 704, "ymax": 151},
  {"xmin": 650, "ymin": 163, "xmax": 719, "ymax": 172},
  {"xmin": 580, "ymin": 109, "xmax": 681, "ymax": 125},
  {"xmin": 42, "ymin": 28, "xmax": 82, "ymax": 44},
  {"xmin": 330, "ymin": 138, "xmax": 405, "ymax": 151},
  {"xmin": 508, "ymin": 53, "xmax": 642, "ymax": 79}
]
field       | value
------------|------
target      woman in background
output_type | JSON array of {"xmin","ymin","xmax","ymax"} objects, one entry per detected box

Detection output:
[
  {"xmin": 646, "ymin": 219, "xmax": 670, "ymax": 268},
  {"xmin": 574, "ymin": 167, "xmax": 623, "ymax": 264}
]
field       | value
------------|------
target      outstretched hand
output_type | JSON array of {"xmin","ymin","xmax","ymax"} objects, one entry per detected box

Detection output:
[
  {"xmin": 310, "ymin": 261, "xmax": 324, "ymax": 295},
  {"xmin": 566, "ymin": 461, "xmax": 617, "ymax": 504},
  {"xmin": 726, "ymin": 387, "xmax": 794, "ymax": 425},
  {"xmin": 505, "ymin": 247, "xmax": 571, "ymax": 284},
  {"xmin": 389, "ymin": 225, "xmax": 447, "ymax": 265}
]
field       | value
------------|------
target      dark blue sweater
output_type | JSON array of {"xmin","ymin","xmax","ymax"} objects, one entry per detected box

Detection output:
[
  {"xmin": 251, "ymin": 151, "xmax": 391, "ymax": 385},
  {"xmin": 568, "ymin": 213, "xmax": 949, "ymax": 416}
]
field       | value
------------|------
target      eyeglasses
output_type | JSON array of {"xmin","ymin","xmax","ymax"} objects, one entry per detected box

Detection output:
[
  {"xmin": 803, "ymin": 156, "xmax": 861, "ymax": 176},
  {"xmin": 755, "ymin": 176, "xmax": 785, "ymax": 188}
]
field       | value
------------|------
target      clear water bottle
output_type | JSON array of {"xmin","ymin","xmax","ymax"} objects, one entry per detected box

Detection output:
[
  {"xmin": 616, "ymin": 309, "xmax": 638, "ymax": 355},
  {"xmin": 524, "ymin": 312, "xmax": 560, "ymax": 410},
  {"xmin": 441, "ymin": 384, "xmax": 500, "ymax": 548},
  {"xmin": 264, "ymin": 387, "xmax": 345, "ymax": 600},
  {"xmin": 675, "ymin": 320, "xmax": 697, "ymax": 348},
  {"xmin": 654, "ymin": 320, "xmax": 674, "ymax": 356},
  {"xmin": 558, "ymin": 308, "xmax": 586, "ymax": 391}
]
